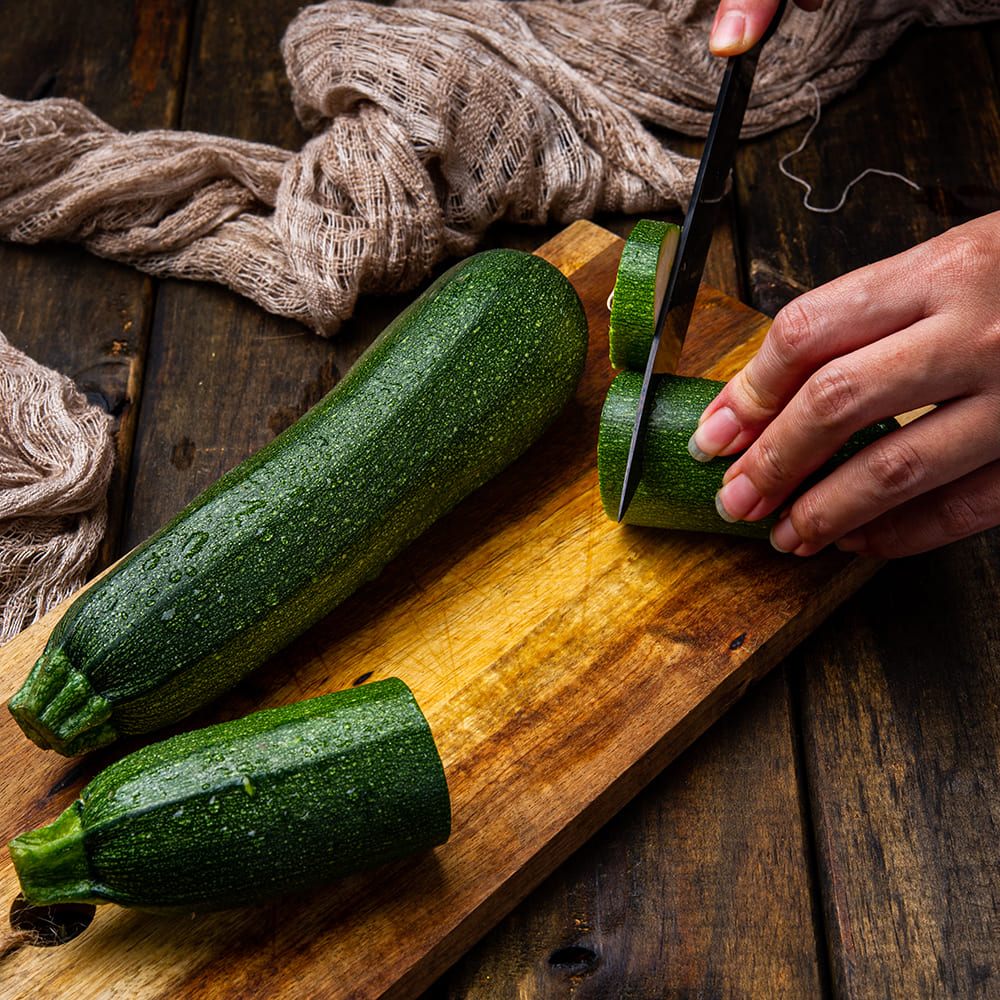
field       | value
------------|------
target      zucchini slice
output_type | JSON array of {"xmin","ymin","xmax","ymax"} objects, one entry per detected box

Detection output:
[
  {"xmin": 599, "ymin": 371, "xmax": 899, "ymax": 536},
  {"xmin": 8, "ymin": 678, "xmax": 450, "ymax": 912},
  {"xmin": 608, "ymin": 219, "xmax": 680, "ymax": 369}
]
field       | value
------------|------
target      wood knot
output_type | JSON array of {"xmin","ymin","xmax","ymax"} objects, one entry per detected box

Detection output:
[{"xmin": 548, "ymin": 944, "xmax": 599, "ymax": 975}]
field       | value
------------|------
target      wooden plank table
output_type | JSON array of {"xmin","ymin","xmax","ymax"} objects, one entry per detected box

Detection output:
[{"xmin": 3, "ymin": 5, "xmax": 1000, "ymax": 998}]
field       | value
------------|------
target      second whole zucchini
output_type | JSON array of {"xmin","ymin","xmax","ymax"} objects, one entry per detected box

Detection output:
[
  {"xmin": 8, "ymin": 678, "xmax": 450, "ymax": 912},
  {"xmin": 10, "ymin": 249, "xmax": 589, "ymax": 755}
]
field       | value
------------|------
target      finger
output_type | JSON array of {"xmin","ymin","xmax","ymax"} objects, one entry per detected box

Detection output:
[
  {"xmin": 690, "ymin": 245, "xmax": 937, "ymax": 461},
  {"xmin": 710, "ymin": 0, "xmax": 823, "ymax": 55},
  {"xmin": 833, "ymin": 460, "xmax": 1000, "ymax": 559},
  {"xmin": 709, "ymin": 0, "xmax": 782, "ymax": 55},
  {"xmin": 771, "ymin": 394, "xmax": 1000, "ymax": 556},
  {"xmin": 711, "ymin": 314, "xmax": 963, "ymax": 524}
]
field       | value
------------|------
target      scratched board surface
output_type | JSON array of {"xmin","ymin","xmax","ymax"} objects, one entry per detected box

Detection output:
[{"xmin": 0, "ymin": 221, "xmax": 882, "ymax": 999}]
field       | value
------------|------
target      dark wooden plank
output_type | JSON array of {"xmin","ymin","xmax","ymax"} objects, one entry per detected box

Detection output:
[
  {"xmin": 733, "ymin": 21, "xmax": 1000, "ymax": 998},
  {"xmin": 0, "ymin": 0, "xmax": 189, "ymax": 128},
  {"xmin": 0, "ymin": 0, "xmax": 193, "ymax": 564},
  {"xmin": 735, "ymin": 24, "xmax": 1000, "ymax": 312},
  {"xmin": 120, "ymin": 0, "xmax": 404, "ymax": 550},
  {"xmin": 431, "ymin": 667, "xmax": 826, "ymax": 1000},
  {"xmin": 797, "ymin": 540, "xmax": 1000, "ymax": 998}
]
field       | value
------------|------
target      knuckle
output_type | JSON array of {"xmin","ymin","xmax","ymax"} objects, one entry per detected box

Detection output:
[
  {"xmin": 769, "ymin": 297, "xmax": 818, "ymax": 362},
  {"xmin": 752, "ymin": 433, "xmax": 794, "ymax": 493},
  {"xmin": 972, "ymin": 313, "xmax": 1000, "ymax": 374},
  {"xmin": 737, "ymin": 366, "xmax": 784, "ymax": 420},
  {"xmin": 935, "ymin": 227, "xmax": 996, "ymax": 284},
  {"xmin": 983, "ymin": 321, "xmax": 1000, "ymax": 363},
  {"xmin": 923, "ymin": 223, "xmax": 1000, "ymax": 368},
  {"xmin": 789, "ymin": 490, "xmax": 834, "ymax": 546},
  {"xmin": 722, "ymin": 368, "xmax": 777, "ymax": 426},
  {"xmin": 803, "ymin": 364, "xmax": 859, "ymax": 429},
  {"xmin": 862, "ymin": 438, "xmax": 926, "ymax": 500},
  {"xmin": 934, "ymin": 494, "xmax": 985, "ymax": 542}
]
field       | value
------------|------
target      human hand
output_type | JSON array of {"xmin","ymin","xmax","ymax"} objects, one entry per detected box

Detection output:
[
  {"xmin": 687, "ymin": 211, "xmax": 1000, "ymax": 559},
  {"xmin": 710, "ymin": 0, "xmax": 822, "ymax": 56}
]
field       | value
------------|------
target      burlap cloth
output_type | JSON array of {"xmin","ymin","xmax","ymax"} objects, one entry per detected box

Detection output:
[{"xmin": 1, "ymin": 0, "xmax": 998, "ymax": 642}]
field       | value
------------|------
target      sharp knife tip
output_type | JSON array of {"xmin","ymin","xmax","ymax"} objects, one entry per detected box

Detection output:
[{"xmin": 616, "ymin": 472, "xmax": 638, "ymax": 524}]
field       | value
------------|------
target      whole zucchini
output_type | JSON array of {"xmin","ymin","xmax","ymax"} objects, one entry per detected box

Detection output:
[
  {"xmin": 599, "ymin": 371, "xmax": 899, "ymax": 536},
  {"xmin": 8, "ymin": 678, "xmax": 450, "ymax": 912},
  {"xmin": 10, "ymin": 249, "xmax": 588, "ymax": 755}
]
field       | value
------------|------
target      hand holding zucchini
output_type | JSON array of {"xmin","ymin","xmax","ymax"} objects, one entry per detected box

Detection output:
[
  {"xmin": 8, "ymin": 679, "xmax": 450, "ymax": 912},
  {"xmin": 600, "ymin": 222, "xmax": 899, "ymax": 536},
  {"xmin": 9, "ymin": 249, "xmax": 588, "ymax": 755},
  {"xmin": 599, "ymin": 371, "xmax": 899, "ymax": 535}
]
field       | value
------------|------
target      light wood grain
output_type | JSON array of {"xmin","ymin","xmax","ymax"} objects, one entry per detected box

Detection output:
[{"xmin": 0, "ymin": 220, "xmax": 884, "ymax": 1000}]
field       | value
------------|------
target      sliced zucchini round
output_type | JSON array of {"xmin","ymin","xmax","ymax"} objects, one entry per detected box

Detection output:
[{"xmin": 608, "ymin": 219, "xmax": 680, "ymax": 369}]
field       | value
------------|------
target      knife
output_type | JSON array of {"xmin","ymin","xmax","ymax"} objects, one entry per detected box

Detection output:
[{"xmin": 616, "ymin": 0, "xmax": 787, "ymax": 522}]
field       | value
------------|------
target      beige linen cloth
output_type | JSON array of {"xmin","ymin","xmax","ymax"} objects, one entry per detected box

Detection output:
[{"xmin": 1, "ymin": 0, "xmax": 998, "ymax": 641}]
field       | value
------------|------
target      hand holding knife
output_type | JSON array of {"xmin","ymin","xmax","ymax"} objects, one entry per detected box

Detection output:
[{"xmin": 616, "ymin": 0, "xmax": 787, "ymax": 521}]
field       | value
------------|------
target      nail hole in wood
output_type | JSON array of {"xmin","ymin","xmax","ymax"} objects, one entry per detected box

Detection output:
[
  {"xmin": 548, "ymin": 944, "xmax": 599, "ymax": 973},
  {"xmin": 9, "ymin": 896, "xmax": 95, "ymax": 947}
]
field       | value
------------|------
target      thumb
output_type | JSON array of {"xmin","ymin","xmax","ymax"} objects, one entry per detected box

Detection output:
[
  {"xmin": 709, "ymin": 1, "xmax": 782, "ymax": 55},
  {"xmin": 687, "ymin": 356, "xmax": 789, "ymax": 462}
]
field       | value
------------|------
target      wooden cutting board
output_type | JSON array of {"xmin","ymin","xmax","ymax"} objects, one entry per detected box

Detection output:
[{"xmin": 0, "ymin": 220, "xmax": 883, "ymax": 999}]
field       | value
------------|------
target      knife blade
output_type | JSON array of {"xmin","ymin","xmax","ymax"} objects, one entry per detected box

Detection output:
[{"xmin": 616, "ymin": 1, "xmax": 786, "ymax": 522}]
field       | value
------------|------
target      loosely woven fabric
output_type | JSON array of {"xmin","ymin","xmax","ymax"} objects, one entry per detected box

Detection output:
[
  {"xmin": 4, "ymin": 0, "xmax": 1000, "ymax": 337},
  {"xmin": 1, "ymin": 0, "xmax": 999, "ymax": 639},
  {"xmin": 0, "ymin": 332, "xmax": 113, "ymax": 643}
]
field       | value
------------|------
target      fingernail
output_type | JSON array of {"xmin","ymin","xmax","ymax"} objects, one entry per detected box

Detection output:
[
  {"xmin": 710, "ymin": 12, "xmax": 746, "ymax": 53},
  {"xmin": 688, "ymin": 406, "xmax": 740, "ymax": 462},
  {"xmin": 770, "ymin": 517, "xmax": 802, "ymax": 554},
  {"xmin": 715, "ymin": 473, "xmax": 764, "ymax": 523},
  {"xmin": 715, "ymin": 491, "xmax": 738, "ymax": 523}
]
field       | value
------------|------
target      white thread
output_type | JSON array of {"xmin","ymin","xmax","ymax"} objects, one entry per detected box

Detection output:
[{"xmin": 778, "ymin": 83, "xmax": 921, "ymax": 213}]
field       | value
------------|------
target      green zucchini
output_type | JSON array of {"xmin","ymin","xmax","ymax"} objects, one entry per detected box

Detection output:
[
  {"xmin": 599, "ymin": 371, "xmax": 900, "ymax": 535},
  {"xmin": 607, "ymin": 219, "xmax": 680, "ymax": 369},
  {"xmin": 8, "ymin": 678, "xmax": 450, "ymax": 912},
  {"xmin": 10, "ymin": 249, "xmax": 588, "ymax": 756}
]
